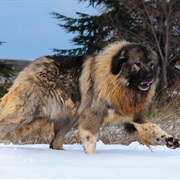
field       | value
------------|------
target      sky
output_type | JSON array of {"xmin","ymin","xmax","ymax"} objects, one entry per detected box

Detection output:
[{"xmin": 0, "ymin": 0, "xmax": 98, "ymax": 60}]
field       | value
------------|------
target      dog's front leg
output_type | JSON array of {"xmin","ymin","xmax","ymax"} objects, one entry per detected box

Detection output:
[
  {"xmin": 78, "ymin": 109, "xmax": 103, "ymax": 154},
  {"xmin": 131, "ymin": 114, "xmax": 180, "ymax": 149}
]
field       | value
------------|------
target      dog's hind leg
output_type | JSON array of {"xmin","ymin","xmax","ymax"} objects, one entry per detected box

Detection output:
[
  {"xmin": 50, "ymin": 117, "xmax": 75, "ymax": 150},
  {"xmin": 0, "ymin": 115, "xmax": 36, "ymax": 141},
  {"xmin": 0, "ymin": 85, "xmax": 42, "ymax": 141},
  {"xmin": 10, "ymin": 118, "xmax": 54, "ymax": 144}
]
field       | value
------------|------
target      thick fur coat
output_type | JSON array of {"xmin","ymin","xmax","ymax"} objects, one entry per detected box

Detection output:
[{"xmin": 0, "ymin": 41, "xmax": 179, "ymax": 153}]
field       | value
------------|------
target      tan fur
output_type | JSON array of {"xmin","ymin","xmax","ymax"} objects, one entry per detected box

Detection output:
[
  {"xmin": 65, "ymin": 98, "xmax": 77, "ymax": 116},
  {"xmin": 132, "ymin": 122, "xmax": 171, "ymax": 148},
  {"xmin": 12, "ymin": 119, "xmax": 54, "ymax": 142},
  {"xmin": 0, "ymin": 40, "xmax": 179, "ymax": 153},
  {"xmin": 93, "ymin": 42, "xmax": 157, "ymax": 116}
]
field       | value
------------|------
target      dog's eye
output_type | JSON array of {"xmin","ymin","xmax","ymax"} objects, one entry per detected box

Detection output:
[
  {"xmin": 134, "ymin": 62, "xmax": 141, "ymax": 71},
  {"xmin": 134, "ymin": 62, "xmax": 141, "ymax": 67},
  {"xmin": 150, "ymin": 62, "xmax": 154, "ymax": 68}
]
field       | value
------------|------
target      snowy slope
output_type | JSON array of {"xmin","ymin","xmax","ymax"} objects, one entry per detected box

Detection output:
[{"xmin": 0, "ymin": 142, "xmax": 180, "ymax": 179}]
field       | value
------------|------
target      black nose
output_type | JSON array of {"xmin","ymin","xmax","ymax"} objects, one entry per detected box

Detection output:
[{"xmin": 145, "ymin": 74, "xmax": 153, "ymax": 82}]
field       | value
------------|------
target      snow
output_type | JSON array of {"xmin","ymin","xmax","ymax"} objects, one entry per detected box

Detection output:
[{"xmin": 0, "ymin": 141, "xmax": 180, "ymax": 179}]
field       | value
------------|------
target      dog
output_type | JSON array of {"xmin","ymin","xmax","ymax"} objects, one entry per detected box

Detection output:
[
  {"xmin": 6, "ymin": 118, "xmax": 54, "ymax": 144},
  {"xmin": 0, "ymin": 40, "xmax": 179, "ymax": 154}
]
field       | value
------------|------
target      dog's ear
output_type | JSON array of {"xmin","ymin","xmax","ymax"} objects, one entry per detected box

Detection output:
[{"xmin": 111, "ymin": 50, "xmax": 127, "ymax": 75}]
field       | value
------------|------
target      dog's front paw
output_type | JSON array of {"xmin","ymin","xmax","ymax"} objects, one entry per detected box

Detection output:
[{"xmin": 165, "ymin": 137, "xmax": 180, "ymax": 149}]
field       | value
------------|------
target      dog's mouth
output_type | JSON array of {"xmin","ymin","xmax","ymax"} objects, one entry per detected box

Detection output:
[{"xmin": 138, "ymin": 79, "xmax": 154, "ymax": 91}]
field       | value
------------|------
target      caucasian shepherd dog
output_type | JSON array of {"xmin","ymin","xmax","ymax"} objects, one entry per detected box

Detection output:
[{"xmin": 0, "ymin": 40, "xmax": 179, "ymax": 153}]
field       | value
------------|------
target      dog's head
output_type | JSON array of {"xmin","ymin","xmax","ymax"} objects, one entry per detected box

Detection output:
[{"xmin": 111, "ymin": 44, "xmax": 159, "ymax": 91}]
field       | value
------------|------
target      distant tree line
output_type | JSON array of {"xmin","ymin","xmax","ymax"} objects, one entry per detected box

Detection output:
[
  {"xmin": 0, "ymin": 41, "xmax": 14, "ymax": 83},
  {"xmin": 0, "ymin": 41, "xmax": 4, "ymax": 45},
  {"xmin": 52, "ymin": 0, "xmax": 180, "ymax": 89},
  {"xmin": 0, "ymin": 41, "xmax": 15, "ymax": 97}
]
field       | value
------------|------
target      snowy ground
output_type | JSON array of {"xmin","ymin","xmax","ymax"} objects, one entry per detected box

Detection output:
[{"xmin": 0, "ymin": 141, "xmax": 180, "ymax": 179}]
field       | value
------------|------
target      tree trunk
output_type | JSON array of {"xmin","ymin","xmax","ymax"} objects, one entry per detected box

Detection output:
[{"xmin": 161, "ymin": 59, "xmax": 168, "ymax": 89}]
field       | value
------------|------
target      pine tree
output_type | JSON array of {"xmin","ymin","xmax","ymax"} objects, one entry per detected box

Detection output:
[
  {"xmin": 52, "ymin": 0, "xmax": 180, "ymax": 88},
  {"xmin": 51, "ymin": 0, "xmax": 132, "ymax": 55},
  {"xmin": 0, "ymin": 62, "xmax": 14, "ymax": 83},
  {"xmin": 0, "ymin": 41, "xmax": 5, "ymax": 45}
]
